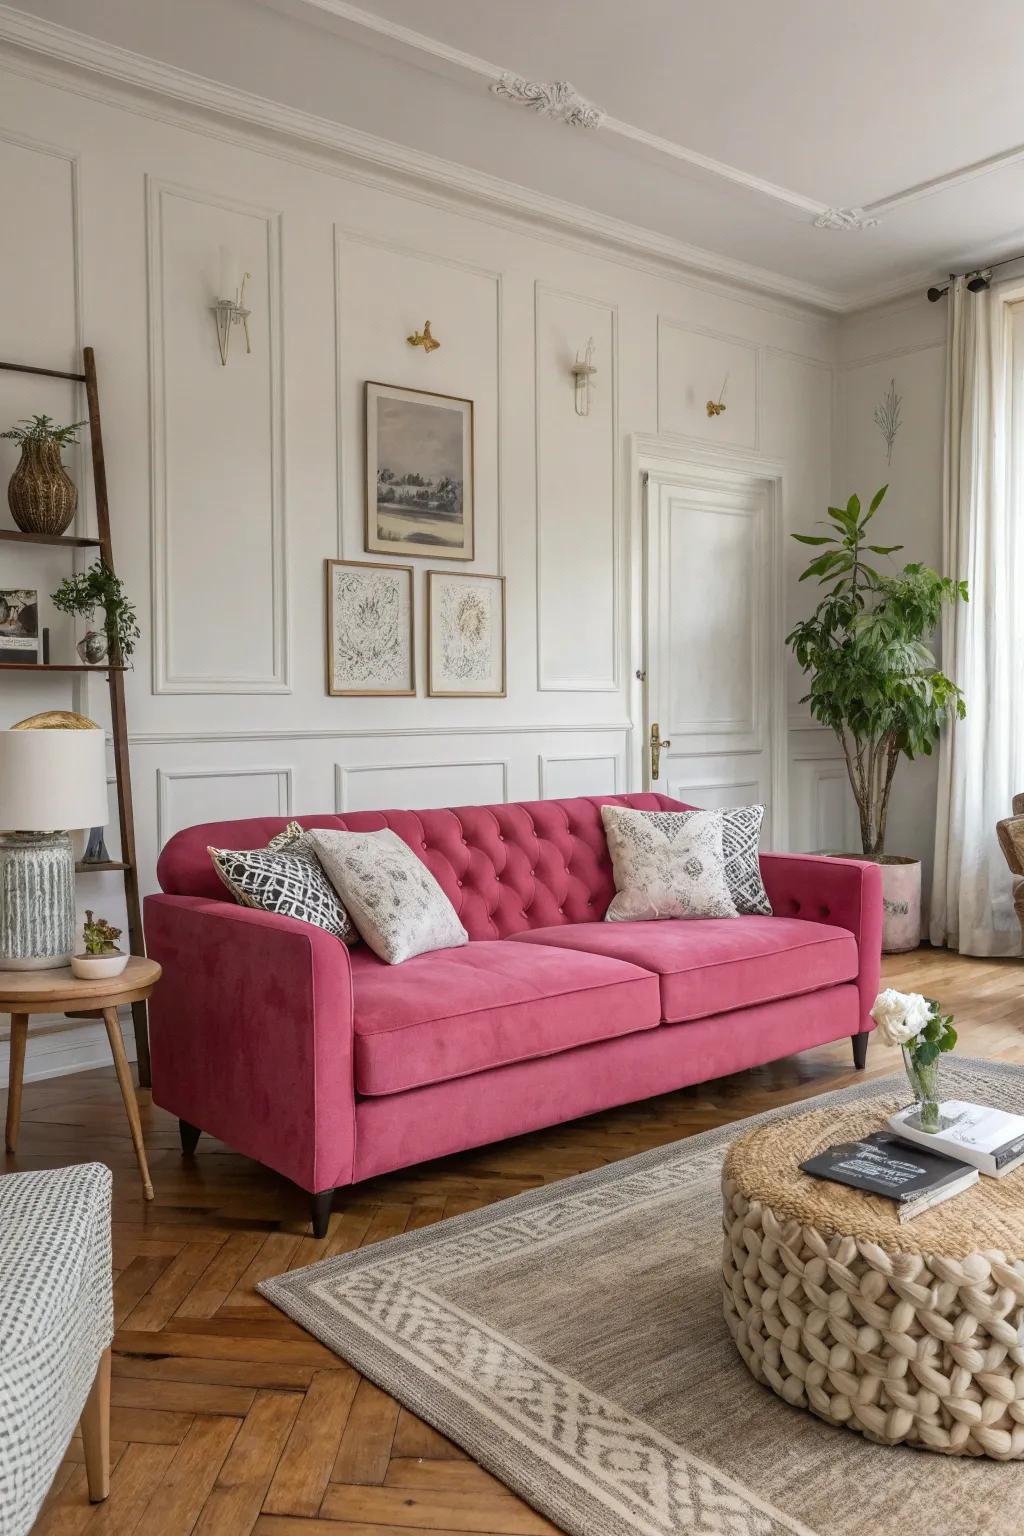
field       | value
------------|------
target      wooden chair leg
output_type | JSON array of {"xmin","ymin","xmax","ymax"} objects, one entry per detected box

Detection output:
[
  {"xmin": 80, "ymin": 1347, "xmax": 110, "ymax": 1503},
  {"xmin": 5, "ymin": 1013, "xmax": 28, "ymax": 1153},
  {"xmin": 101, "ymin": 1007, "xmax": 154, "ymax": 1200}
]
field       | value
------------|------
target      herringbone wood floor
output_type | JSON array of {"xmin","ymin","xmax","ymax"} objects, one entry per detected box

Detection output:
[{"xmin": 9, "ymin": 946, "xmax": 1022, "ymax": 1535}]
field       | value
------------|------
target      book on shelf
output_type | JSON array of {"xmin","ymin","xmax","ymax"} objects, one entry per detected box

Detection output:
[
  {"xmin": 889, "ymin": 1100, "xmax": 1024, "ymax": 1178},
  {"xmin": 800, "ymin": 1131, "xmax": 978, "ymax": 1222}
]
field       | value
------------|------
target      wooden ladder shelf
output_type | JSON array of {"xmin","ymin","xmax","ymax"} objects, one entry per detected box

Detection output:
[{"xmin": 0, "ymin": 348, "xmax": 150, "ymax": 1086}]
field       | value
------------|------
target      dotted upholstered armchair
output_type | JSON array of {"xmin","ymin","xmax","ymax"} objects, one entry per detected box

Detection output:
[
  {"xmin": 996, "ymin": 792, "xmax": 1024, "ymax": 942},
  {"xmin": 0, "ymin": 1163, "xmax": 112, "ymax": 1533}
]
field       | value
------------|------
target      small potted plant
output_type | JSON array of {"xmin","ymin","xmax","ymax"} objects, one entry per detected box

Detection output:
[
  {"xmin": 2, "ymin": 414, "xmax": 86, "ymax": 536},
  {"xmin": 870, "ymin": 988, "xmax": 957, "ymax": 1133},
  {"xmin": 71, "ymin": 910, "xmax": 128, "ymax": 980},
  {"xmin": 51, "ymin": 560, "xmax": 140, "ymax": 667}
]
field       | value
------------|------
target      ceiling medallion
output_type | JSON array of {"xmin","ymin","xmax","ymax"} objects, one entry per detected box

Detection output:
[
  {"xmin": 491, "ymin": 73, "xmax": 605, "ymax": 130},
  {"xmin": 813, "ymin": 207, "xmax": 881, "ymax": 231}
]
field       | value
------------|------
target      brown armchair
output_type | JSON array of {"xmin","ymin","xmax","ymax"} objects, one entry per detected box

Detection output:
[{"xmin": 996, "ymin": 792, "xmax": 1024, "ymax": 939}]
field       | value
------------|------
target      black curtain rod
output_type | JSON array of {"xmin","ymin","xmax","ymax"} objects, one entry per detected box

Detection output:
[{"xmin": 927, "ymin": 251, "xmax": 1024, "ymax": 301}]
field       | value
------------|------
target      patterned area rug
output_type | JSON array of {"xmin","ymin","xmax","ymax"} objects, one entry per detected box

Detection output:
[{"xmin": 260, "ymin": 1059, "xmax": 1024, "ymax": 1536}]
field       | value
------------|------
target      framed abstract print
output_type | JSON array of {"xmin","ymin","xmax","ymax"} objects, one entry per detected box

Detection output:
[
  {"xmin": 365, "ymin": 382, "xmax": 474, "ymax": 561},
  {"xmin": 325, "ymin": 559, "xmax": 415, "ymax": 697},
  {"xmin": 427, "ymin": 571, "xmax": 506, "ymax": 699}
]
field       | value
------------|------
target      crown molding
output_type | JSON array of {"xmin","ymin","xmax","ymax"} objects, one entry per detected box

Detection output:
[
  {"xmin": 269, "ymin": 0, "xmax": 1024, "ymax": 245},
  {"xmin": 0, "ymin": 4, "xmax": 850, "ymax": 314}
]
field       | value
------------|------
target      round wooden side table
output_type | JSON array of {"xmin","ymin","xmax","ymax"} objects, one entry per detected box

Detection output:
[{"xmin": 1, "ymin": 956, "xmax": 160, "ymax": 1200}]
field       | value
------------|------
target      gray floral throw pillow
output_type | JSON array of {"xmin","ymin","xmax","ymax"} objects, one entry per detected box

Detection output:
[
  {"xmin": 310, "ymin": 827, "xmax": 468, "ymax": 964},
  {"xmin": 209, "ymin": 821, "xmax": 357, "ymax": 944},
  {"xmin": 601, "ymin": 805, "xmax": 738, "ymax": 922}
]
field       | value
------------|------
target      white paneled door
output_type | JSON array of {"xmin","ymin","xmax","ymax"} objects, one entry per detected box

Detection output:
[{"xmin": 643, "ymin": 463, "xmax": 786, "ymax": 846}]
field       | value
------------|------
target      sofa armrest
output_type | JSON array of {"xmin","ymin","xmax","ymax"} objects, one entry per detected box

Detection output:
[
  {"xmin": 144, "ymin": 895, "xmax": 355, "ymax": 1193},
  {"xmin": 759, "ymin": 853, "xmax": 882, "ymax": 1032}
]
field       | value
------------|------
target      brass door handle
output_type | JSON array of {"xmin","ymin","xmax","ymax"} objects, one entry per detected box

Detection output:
[{"xmin": 650, "ymin": 722, "xmax": 671, "ymax": 782}]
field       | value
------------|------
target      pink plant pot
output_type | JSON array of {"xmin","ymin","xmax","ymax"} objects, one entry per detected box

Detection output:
[{"xmin": 830, "ymin": 854, "xmax": 921, "ymax": 953}]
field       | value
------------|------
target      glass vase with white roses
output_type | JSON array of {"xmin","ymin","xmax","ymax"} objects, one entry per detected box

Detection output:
[{"xmin": 870, "ymin": 988, "xmax": 957, "ymax": 1134}]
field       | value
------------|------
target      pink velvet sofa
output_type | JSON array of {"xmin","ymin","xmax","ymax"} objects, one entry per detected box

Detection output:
[{"xmin": 144, "ymin": 793, "xmax": 882, "ymax": 1235}]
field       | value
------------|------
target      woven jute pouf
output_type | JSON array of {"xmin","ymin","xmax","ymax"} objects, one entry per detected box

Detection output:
[{"xmin": 722, "ymin": 1098, "xmax": 1024, "ymax": 1459}]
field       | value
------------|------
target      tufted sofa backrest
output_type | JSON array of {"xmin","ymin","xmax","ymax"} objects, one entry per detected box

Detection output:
[{"xmin": 157, "ymin": 793, "xmax": 691, "ymax": 939}]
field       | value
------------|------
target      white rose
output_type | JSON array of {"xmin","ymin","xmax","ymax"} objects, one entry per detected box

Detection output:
[{"xmin": 870, "ymin": 989, "xmax": 933, "ymax": 1048}]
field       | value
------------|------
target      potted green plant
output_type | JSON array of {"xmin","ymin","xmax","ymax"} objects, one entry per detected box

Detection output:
[
  {"xmin": 51, "ymin": 560, "xmax": 140, "ymax": 667},
  {"xmin": 71, "ymin": 910, "xmax": 127, "ymax": 980},
  {"xmin": 1, "ymin": 414, "xmax": 86, "ymax": 536},
  {"xmin": 787, "ymin": 485, "xmax": 967, "ymax": 951}
]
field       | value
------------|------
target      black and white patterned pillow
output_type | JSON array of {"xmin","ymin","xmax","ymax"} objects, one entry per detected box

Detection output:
[
  {"xmin": 706, "ymin": 804, "xmax": 772, "ymax": 915},
  {"xmin": 209, "ymin": 821, "xmax": 357, "ymax": 945}
]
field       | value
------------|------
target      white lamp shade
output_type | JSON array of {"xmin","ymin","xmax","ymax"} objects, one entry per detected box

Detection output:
[{"xmin": 0, "ymin": 729, "xmax": 109, "ymax": 831}]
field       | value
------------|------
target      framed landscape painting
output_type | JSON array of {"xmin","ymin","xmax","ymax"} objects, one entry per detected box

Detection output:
[
  {"xmin": 366, "ymin": 382, "xmax": 474, "ymax": 561},
  {"xmin": 325, "ymin": 559, "xmax": 415, "ymax": 697},
  {"xmin": 427, "ymin": 571, "xmax": 506, "ymax": 698}
]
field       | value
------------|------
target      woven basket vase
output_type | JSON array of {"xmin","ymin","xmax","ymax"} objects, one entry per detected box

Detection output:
[{"xmin": 7, "ymin": 438, "xmax": 77, "ymax": 535}]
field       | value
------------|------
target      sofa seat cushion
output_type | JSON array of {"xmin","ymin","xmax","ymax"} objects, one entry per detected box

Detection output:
[
  {"xmin": 350, "ymin": 940, "xmax": 661, "ymax": 1096},
  {"xmin": 507, "ymin": 916, "xmax": 858, "ymax": 1025}
]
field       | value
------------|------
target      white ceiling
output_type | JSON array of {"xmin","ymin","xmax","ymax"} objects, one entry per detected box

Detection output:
[{"xmin": 9, "ymin": 0, "xmax": 1024, "ymax": 309}]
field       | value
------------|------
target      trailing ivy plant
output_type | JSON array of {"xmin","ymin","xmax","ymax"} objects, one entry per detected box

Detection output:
[
  {"xmin": 786, "ymin": 485, "xmax": 967, "ymax": 859},
  {"xmin": 51, "ymin": 559, "xmax": 140, "ymax": 666}
]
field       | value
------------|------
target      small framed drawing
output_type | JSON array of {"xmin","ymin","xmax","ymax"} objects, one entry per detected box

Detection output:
[
  {"xmin": 325, "ymin": 559, "xmax": 415, "ymax": 697},
  {"xmin": 366, "ymin": 381, "xmax": 474, "ymax": 561},
  {"xmin": 427, "ymin": 571, "xmax": 506, "ymax": 698}
]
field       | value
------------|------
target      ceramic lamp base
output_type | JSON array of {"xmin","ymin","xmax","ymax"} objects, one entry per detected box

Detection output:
[{"xmin": 0, "ymin": 830, "xmax": 75, "ymax": 969}]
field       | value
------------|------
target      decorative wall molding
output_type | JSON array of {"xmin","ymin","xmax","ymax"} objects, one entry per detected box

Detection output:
[
  {"xmin": 656, "ymin": 318, "xmax": 761, "ymax": 450},
  {"xmin": 538, "ymin": 752, "xmax": 620, "ymax": 798},
  {"xmin": 334, "ymin": 758, "xmax": 510, "ymax": 812},
  {"xmin": 491, "ymin": 74, "xmax": 604, "ymax": 130},
  {"xmin": 155, "ymin": 765, "xmax": 293, "ymax": 844},
  {"xmin": 146, "ymin": 176, "xmax": 288, "ymax": 694},
  {"xmin": 813, "ymin": 207, "xmax": 881, "ymax": 232},
  {"xmin": 535, "ymin": 283, "xmax": 620, "ymax": 693},
  {"xmin": 130, "ymin": 722, "xmax": 633, "ymax": 746},
  {"xmin": 334, "ymin": 226, "xmax": 503, "ymax": 570}
]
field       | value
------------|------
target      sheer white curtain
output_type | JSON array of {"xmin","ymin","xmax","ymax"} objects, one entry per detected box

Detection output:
[{"xmin": 930, "ymin": 276, "xmax": 1024, "ymax": 955}]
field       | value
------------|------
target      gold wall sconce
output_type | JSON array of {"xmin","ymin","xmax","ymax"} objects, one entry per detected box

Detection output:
[
  {"xmin": 407, "ymin": 320, "xmax": 440, "ymax": 353},
  {"xmin": 212, "ymin": 249, "xmax": 252, "ymax": 367},
  {"xmin": 571, "ymin": 337, "xmax": 597, "ymax": 416},
  {"xmin": 706, "ymin": 374, "xmax": 728, "ymax": 417}
]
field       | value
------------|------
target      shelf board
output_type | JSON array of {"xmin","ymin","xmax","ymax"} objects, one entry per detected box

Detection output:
[
  {"xmin": 76, "ymin": 860, "xmax": 130, "ymax": 874},
  {"xmin": 0, "ymin": 529, "xmax": 100, "ymax": 549},
  {"xmin": 0, "ymin": 661, "xmax": 125, "ymax": 672}
]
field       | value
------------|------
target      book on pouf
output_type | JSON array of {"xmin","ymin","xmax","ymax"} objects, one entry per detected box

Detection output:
[
  {"xmin": 800, "ymin": 1131, "xmax": 978, "ymax": 1222},
  {"xmin": 889, "ymin": 1100, "xmax": 1024, "ymax": 1178}
]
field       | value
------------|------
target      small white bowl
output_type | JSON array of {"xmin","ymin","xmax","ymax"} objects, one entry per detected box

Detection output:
[{"xmin": 71, "ymin": 951, "xmax": 129, "ymax": 980}]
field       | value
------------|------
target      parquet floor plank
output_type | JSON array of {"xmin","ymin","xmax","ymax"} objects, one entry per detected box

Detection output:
[{"xmin": 10, "ymin": 948, "xmax": 1021, "ymax": 1534}]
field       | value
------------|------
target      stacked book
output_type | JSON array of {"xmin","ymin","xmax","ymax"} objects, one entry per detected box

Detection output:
[{"xmin": 800, "ymin": 1101, "xmax": 1024, "ymax": 1222}]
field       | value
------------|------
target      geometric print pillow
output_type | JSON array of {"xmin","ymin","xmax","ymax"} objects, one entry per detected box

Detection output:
[
  {"xmin": 716, "ymin": 803, "xmax": 772, "ymax": 915},
  {"xmin": 208, "ymin": 821, "xmax": 358, "ymax": 945},
  {"xmin": 601, "ymin": 805, "xmax": 738, "ymax": 923}
]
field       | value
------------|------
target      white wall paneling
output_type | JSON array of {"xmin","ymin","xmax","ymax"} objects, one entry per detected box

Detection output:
[
  {"xmin": 665, "ymin": 775, "xmax": 761, "ymax": 809},
  {"xmin": 147, "ymin": 177, "xmax": 287, "ymax": 694},
  {"xmin": 155, "ymin": 765, "xmax": 293, "ymax": 844},
  {"xmin": 335, "ymin": 758, "xmax": 509, "ymax": 812},
  {"xmin": 789, "ymin": 749, "xmax": 859, "ymax": 854},
  {"xmin": 537, "ymin": 752, "xmax": 620, "ymax": 798},
  {"xmin": 657, "ymin": 320, "xmax": 759, "ymax": 450},
  {"xmin": 335, "ymin": 229, "xmax": 502, "ymax": 573},
  {"xmin": 535, "ymin": 284, "xmax": 619, "ymax": 691}
]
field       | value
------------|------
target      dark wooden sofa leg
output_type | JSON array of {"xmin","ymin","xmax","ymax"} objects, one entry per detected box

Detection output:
[
  {"xmin": 310, "ymin": 1188, "xmax": 335, "ymax": 1239},
  {"xmin": 851, "ymin": 1033, "xmax": 869, "ymax": 1071},
  {"xmin": 179, "ymin": 1118, "xmax": 201, "ymax": 1155}
]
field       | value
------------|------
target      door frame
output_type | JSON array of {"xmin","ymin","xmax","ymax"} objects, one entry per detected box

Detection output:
[{"xmin": 626, "ymin": 433, "xmax": 789, "ymax": 849}]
